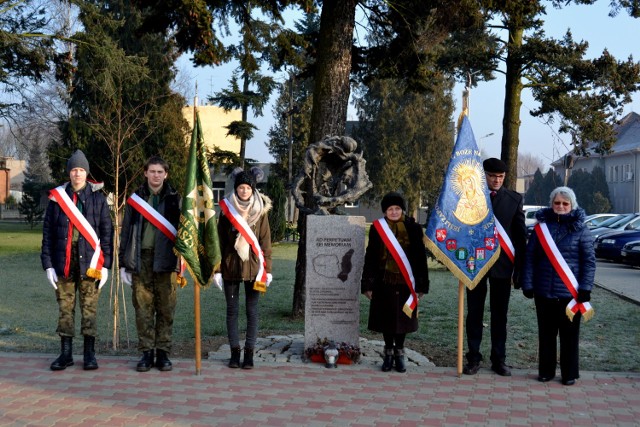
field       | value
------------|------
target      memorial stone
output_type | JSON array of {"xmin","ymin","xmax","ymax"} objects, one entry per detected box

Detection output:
[{"xmin": 304, "ymin": 215, "xmax": 365, "ymax": 353}]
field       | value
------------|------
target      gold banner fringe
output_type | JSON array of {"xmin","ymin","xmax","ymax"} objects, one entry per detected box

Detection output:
[
  {"xmin": 566, "ymin": 306, "xmax": 594, "ymax": 323},
  {"xmin": 425, "ymin": 237, "xmax": 501, "ymax": 290},
  {"xmin": 172, "ymin": 248, "xmax": 219, "ymax": 289},
  {"xmin": 253, "ymin": 281, "xmax": 267, "ymax": 293},
  {"xmin": 86, "ymin": 267, "xmax": 101, "ymax": 280},
  {"xmin": 402, "ymin": 303, "xmax": 413, "ymax": 318}
]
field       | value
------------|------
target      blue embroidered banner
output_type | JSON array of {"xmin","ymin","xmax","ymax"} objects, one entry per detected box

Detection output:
[{"xmin": 425, "ymin": 116, "xmax": 500, "ymax": 289}]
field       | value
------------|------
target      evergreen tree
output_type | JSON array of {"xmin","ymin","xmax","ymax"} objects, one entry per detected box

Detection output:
[
  {"xmin": 209, "ymin": 2, "xmax": 288, "ymax": 164},
  {"xmin": 353, "ymin": 76, "xmax": 455, "ymax": 217},
  {"xmin": 18, "ymin": 180, "xmax": 45, "ymax": 229},
  {"xmin": 0, "ymin": 0, "xmax": 54, "ymax": 119},
  {"xmin": 265, "ymin": 174, "xmax": 287, "ymax": 242},
  {"xmin": 568, "ymin": 166, "xmax": 612, "ymax": 214},
  {"xmin": 267, "ymin": 12, "xmax": 318, "ymax": 185},
  {"xmin": 541, "ymin": 168, "xmax": 563, "ymax": 204},
  {"xmin": 475, "ymin": 1, "xmax": 640, "ymax": 188},
  {"xmin": 591, "ymin": 192, "xmax": 612, "ymax": 214},
  {"xmin": 50, "ymin": 1, "xmax": 189, "ymax": 196},
  {"xmin": 524, "ymin": 168, "xmax": 545, "ymax": 206}
]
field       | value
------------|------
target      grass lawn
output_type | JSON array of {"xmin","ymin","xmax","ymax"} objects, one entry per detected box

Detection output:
[{"xmin": 1, "ymin": 220, "xmax": 638, "ymax": 372}]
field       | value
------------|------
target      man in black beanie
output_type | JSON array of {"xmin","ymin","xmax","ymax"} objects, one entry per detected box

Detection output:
[
  {"xmin": 41, "ymin": 149, "xmax": 113, "ymax": 371},
  {"xmin": 463, "ymin": 158, "xmax": 526, "ymax": 376}
]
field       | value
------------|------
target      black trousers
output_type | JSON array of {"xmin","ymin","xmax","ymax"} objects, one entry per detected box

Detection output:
[
  {"xmin": 465, "ymin": 276, "xmax": 511, "ymax": 364},
  {"xmin": 534, "ymin": 296, "xmax": 581, "ymax": 381}
]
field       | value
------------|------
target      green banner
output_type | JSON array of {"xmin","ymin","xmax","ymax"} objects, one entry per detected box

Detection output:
[{"xmin": 174, "ymin": 110, "xmax": 221, "ymax": 287}]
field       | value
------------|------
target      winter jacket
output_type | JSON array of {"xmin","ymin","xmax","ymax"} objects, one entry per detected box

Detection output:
[
  {"xmin": 361, "ymin": 216, "xmax": 430, "ymax": 334},
  {"xmin": 217, "ymin": 194, "xmax": 272, "ymax": 281},
  {"xmin": 521, "ymin": 207, "xmax": 595, "ymax": 299},
  {"xmin": 119, "ymin": 182, "xmax": 181, "ymax": 273},
  {"xmin": 488, "ymin": 186, "xmax": 527, "ymax": 282},
  {"xmin": 41, "ymin": 181, "xmax": 113, "ymax": 278}
]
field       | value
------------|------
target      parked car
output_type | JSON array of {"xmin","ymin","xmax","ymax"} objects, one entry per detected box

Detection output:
[
  {"xmin": 590, "ymin": 213, "xmax": 640, "ymax": 240},
  {"xmin": 524, "ymin": 205, "xmax": 545, "ymax": 236},
  {"xmin": 583, "ymin": 213, "xmax": 619, "ymax": 229},
  {"xmin": 621, "ymin": 240, "xmax": 640, "ymax": 267},
  {"xmin": 594, "ymin": 230, "xmax": 640, "ymax": 262}
]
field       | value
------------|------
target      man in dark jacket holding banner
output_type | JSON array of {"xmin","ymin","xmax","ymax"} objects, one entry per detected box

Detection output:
[
  {"xmin": 463, "ymin": 158, "xmax": 527, "ymax": 376},
  {"xmin": 119, "ymin": 156, "xmax": 181, "ymax": 372}
]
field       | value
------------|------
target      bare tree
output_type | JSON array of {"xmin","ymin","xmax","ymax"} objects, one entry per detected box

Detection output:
[{"xmin": 517, "ymin": 151, "xmax": 546, "ymax": 177}]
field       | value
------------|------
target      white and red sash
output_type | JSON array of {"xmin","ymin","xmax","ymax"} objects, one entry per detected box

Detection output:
[
  {"xmin": 49, "ymin": 185, "xmax": 104, "ymax": 280},
  {"xmin": 127, "ymin": 193, "xmax": 178, "ymax": 241},
  {"xmin": 373, "ymin": 218, "xmax": 419, "ymax": 318},
  {"xmin": 494, "ymin": 218, "xmax": 515, "ymax": 263},
  {"xmin": 219, "ymin": 198, "xmax": 268, "ymax": 292},
  {"xmin": 126, "ymin": 193, "xmax": 187, "ymax": 287},
  {"xmin": 534, "ymin": 222, "xmax": 594, "ymax": 321}
]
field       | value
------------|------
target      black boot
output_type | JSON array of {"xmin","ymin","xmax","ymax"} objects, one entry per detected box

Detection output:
[
  {"xmin": 155, "ymin": 349, "xmax": 172, "ymax": 371},
  {"xmin": 394, "ymin": 348, "xmax": 406, "ymax": 373},
  {"xmin": 83, "ymin": 336, "xmax": 98, "ymax": 370},
  {"xmin": 381, "ymin": 347, "xmax": 394, "ymax": 372},
  {"xmin": 242, "ymin": 348, "xmax": 254, "ymax": 369},
  {"xmin": 136, "ymin": 350, "xmax": 155, "ymax": 372},
  {"xmin": 50, "ymin": 336, "xmax": 74, "ymax": 371},
  {"xmin": 228, "ymin": 347, "xmax": 241, "ymax": 368}
]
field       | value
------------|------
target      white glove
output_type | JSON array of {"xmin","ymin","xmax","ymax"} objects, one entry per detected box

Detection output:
[
  {"xmin": 213, "ymin": 273, "xmax": 223, "ymax": 291},
  {"xmin": 46, "ymin": 268, "xmax": 58, "ymax": 290},
  {"xmin": 266, "ymin": 273, "xmax": 273, "ymax": 287},
  {"xmin": 120, "ymin": 267, "xmax": 132, "ymax": 286},
  {"xmin": 98, "ymin": 267, "xmax": 109, "ymax": 289}
]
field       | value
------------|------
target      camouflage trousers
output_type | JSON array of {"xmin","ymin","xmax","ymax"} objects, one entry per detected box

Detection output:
[
  {"xmin": 131, "ymin": 250, "xmax": 177, "ymax": 353},
  {"xmin": 56, "ymin": 244, "xmax": 101, "ymax": 337}
]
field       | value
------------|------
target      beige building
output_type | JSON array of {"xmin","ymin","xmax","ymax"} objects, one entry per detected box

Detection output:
[{"xmin": 182, "ymin": 104, "xmax": 242, "ymax": 153}]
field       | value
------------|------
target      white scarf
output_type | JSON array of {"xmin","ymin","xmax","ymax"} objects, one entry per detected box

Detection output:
[{"xmin": 228, "ymin": 192, "xmax": 264, "ymax": 261}]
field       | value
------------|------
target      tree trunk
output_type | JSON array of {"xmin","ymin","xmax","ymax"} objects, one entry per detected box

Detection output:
[
  {"xmin": 240, "ymin": 71, "xmax": 250, "ymax": 163},
  {"xmin": 291, "ymin": 0, "xmax": 357, "ymax": 318},
  {"xmin": 501, "ymin": 25, "xmax": 524, "ymax": 191}
]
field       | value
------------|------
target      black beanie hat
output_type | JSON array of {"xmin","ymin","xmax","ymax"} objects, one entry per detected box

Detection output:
[
  {"xmin": 234, "ymin": 170, "xmax": 256, "ymax": 190},
  {"xmin": 483, "ymin": 157, "xmax": 508, "ymax": 173},
  {"xmin": 231, "ymin": 166, "xmax": 265, "ymax": 191},
  {"xmin": 66, "ymin": 149, "xmax": 90, "ymax": 175},
  {"xmin": 381, "ymin": 192, "xmax": 406, "ymax": 212}
]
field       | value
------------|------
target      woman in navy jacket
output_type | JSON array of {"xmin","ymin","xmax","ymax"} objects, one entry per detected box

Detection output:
[{"xmin": 521, "ymin": 186, "xmax": 595, "ymax": 386}]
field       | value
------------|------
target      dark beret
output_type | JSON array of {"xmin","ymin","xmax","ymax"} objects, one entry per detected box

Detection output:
[{"xmin": 483, "ymin": 158, "xmax": 508, "ymax": 173}]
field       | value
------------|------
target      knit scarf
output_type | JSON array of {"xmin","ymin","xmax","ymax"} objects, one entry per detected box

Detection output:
[
  {"xmin": 382, "ymin": 214, "xmax": 408, "ymax": 276},
  {"xmin": 228, "ymin": 192, "xmax": 265, "ymax": 261}
]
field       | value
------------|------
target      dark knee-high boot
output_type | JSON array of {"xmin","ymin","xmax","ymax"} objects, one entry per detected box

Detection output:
[
  {"xmin": 83, "ymin": 336, "xmax": 98, "ymax": 370},
  {"xmin": 50, "ymin": 336, "xmax": 74, "ymax": 371}
]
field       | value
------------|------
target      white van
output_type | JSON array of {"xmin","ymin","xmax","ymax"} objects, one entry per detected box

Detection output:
[{"xmin": 523, "ymin": 205, "xmax": 545, "ymax": 228}]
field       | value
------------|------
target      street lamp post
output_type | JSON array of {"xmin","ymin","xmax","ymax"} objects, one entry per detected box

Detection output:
[{"xmin": 282, "ymin": 75, "xmax": 299, "ymax": 223}]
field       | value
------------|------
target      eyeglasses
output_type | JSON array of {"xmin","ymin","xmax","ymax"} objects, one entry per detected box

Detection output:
[{"xmin": 553, "ymin": 201, "xmax": 571, "ymax": 206}]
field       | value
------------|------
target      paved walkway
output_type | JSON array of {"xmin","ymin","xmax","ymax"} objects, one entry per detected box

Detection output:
[{"xmin": 1, "ymin": 348, "xmax": 639, "ymax": 426}]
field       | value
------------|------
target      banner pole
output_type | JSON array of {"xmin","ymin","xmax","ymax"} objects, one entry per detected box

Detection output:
[
  {"xmin": 194, "ymin": 281, "xmax": 202, "ymax": 375},
  {"xmin": 458, "ymin": 280, "xmax": 464, "ymax": 377},
  {"xmin": 193, "ymin": 92, "xmax": 201, "ymax": 376}
]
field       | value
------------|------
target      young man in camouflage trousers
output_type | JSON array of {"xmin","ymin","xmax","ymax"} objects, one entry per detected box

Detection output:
[
  {"xmin": 41, "ymin": 149, "xmax": 113, "ymax": 371},
  {"xmin": 119, "ymin": 156, "xmax": 181, "ymax": 372}
]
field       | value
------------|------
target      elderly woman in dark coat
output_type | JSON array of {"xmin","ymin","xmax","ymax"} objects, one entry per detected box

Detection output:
[
  {"xmin": 521, "ymin": 186, "xmax": 595, "ymax": 386},
  {"xmin": 361, "ymin": 192, "xmax": 429, "ymax": 373}
]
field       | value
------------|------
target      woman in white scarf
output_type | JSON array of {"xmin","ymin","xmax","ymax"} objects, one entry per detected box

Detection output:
[{"xmin": 214, "ymin": 167, "xmax": 272, "ymax": 369}]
